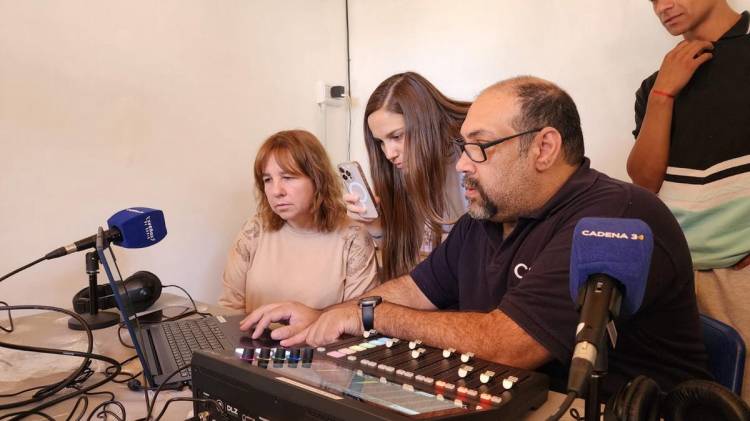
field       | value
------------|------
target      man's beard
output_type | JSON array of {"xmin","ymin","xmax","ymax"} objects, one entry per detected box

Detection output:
[{"xmin": 464, "ymin": 176, "xmax": 497, "ymax": 220}]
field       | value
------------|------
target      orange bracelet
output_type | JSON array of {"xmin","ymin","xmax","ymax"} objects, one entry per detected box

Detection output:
[{"xmin": 651, "ymin": 89, "xmax": 675, "ymax": 99}]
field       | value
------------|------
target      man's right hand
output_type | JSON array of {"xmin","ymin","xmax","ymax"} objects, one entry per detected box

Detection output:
[
  {"xmin": 239, "ymin": 301, "xmax": 321, "ymax": 346},
  {"xmin": 653, "ymin": 40, "xmax": 714, "ymax": 96}
]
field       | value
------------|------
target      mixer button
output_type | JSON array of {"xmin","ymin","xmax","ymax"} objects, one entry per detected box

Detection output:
[
  {"xmin": 442, "ymin": 348, "xmax": 456, "ymax": 358},
  {"xmin": 408, "ymin": 339, "xmax": 422, "ymax": 350},
  {"xmin": 385, "ymin": 338, "xmax": 400, "ymax": 348},
  {"xmin": 460, "ymin": 352, "xmax": 474, "ymax": 363}
]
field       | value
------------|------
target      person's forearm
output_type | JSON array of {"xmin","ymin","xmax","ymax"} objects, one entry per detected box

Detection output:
[
  {"xmin": 374, "ymin": 304, "xmax": 551, "ymax": 370},
  {"xmin": 627, "ymin": 93, "xmax": 674, "ymax": 193},
  {"xmin": 328, "ymin": 275, "xmax": 436, "ymax": 311}
]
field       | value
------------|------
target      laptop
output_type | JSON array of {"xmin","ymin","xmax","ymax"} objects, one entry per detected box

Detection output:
[{"xmin": 95, "ymin": 227, "xmax": 255, "ymax": 388}]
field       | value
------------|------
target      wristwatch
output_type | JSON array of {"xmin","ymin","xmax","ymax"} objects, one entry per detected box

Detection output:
[{"xmin": 358, "ymin": 296, "xmax": 382, "ymax": 332}]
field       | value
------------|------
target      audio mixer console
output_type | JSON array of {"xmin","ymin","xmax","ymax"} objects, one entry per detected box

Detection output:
[{"xmin": 192, "ymin": 333, "xmax": 548, "ymax": 420}]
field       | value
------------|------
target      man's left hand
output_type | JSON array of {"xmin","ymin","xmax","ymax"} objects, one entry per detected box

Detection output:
[{"xmin": 304, "ymin": 303, "xmax": 362, "ymax": 347}]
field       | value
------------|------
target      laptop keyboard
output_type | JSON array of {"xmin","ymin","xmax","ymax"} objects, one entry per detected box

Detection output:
[{"xmin": 162, "ymin": 317, "xmax": 227, "ymax": 377}]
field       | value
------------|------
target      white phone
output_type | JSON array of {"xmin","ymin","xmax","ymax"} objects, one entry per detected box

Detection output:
[{"xmin": 337, "ymin": 161, "xmax": 379, "ymax": 219}]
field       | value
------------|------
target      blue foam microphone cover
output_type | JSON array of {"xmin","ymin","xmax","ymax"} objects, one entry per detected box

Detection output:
[
  {"xmin": 569, "ymin": 217, "xmax": 653, "ymax": 317},
  {"xmin": 107, "ymin": 207, "xmax": 167, "ymax": 248}
]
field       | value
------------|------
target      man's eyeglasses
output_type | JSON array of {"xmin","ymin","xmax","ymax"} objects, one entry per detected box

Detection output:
[{"xmin": 452, "ymin": 128, "xmax": 542, "ymax": 163}]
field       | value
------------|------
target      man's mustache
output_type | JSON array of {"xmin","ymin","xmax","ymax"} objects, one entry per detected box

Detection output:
[{"xmin": 463, "ymin": 176, "xmax": 479, "ymax": 189}]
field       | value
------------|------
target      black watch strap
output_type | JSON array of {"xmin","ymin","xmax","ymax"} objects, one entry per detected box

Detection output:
[{"xmin": 362, "ymin": 304, "xmax": 375, "ymax": 331}]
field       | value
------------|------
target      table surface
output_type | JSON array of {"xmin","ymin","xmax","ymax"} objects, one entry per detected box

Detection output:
[{"xmin": 0, "ymin": 307, "xmax": 583, "ymax": 421}]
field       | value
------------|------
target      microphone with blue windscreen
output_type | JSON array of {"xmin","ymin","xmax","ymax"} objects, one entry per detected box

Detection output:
[
  {"xmin": 45, "ymin": 207, "xmax": 167, "ymax": 260},
  {"xmin": 566, "ymin": 217, "xmax": 653, "ymax": 396}
]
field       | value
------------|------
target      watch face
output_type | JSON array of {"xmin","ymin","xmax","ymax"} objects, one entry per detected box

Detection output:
[{"xmin": 359, "ymin": 296, "xmax": 382, "ymax": 306}]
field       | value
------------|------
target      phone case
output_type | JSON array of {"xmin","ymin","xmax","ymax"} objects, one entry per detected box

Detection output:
[{"xmin": 337, "ymin": 161, "xmax": 379, "ymax": 219}]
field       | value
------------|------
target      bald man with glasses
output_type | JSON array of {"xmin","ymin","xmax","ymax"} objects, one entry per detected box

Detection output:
[{"xmin": 242, "ymin": 76, "xmax": 710, "ymax": 398}]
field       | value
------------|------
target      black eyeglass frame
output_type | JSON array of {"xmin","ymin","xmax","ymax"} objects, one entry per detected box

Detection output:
[{"xmin": 452, "ymin": 128, "xmax": 543, "ymax": 163}]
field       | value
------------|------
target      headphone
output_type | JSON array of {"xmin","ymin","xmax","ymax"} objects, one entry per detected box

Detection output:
[
  {"xmin": 604, "ymin": 376, "xmax": 750, "ymax": 421},
  {"xmin": 72, "ymin": 271, "xmax": 162, "ymax": 314}
]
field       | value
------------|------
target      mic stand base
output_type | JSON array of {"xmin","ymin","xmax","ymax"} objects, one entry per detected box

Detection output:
[{"xmin": 67, "ymin": 310, "xmax": 120, "ymax": 331}]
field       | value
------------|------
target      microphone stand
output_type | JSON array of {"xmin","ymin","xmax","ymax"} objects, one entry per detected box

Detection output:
[
  {"xmin": 585, "ymin": 334, "xmax": 609, "ymax": 421},
  {"xmin": 67, "ymin": 251, "xmax": 120, "ymax": 330}
]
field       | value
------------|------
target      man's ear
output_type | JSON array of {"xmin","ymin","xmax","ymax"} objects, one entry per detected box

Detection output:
[{"xmin": 533, "ymin": 127, "xmax": 563, "ymax": 171}]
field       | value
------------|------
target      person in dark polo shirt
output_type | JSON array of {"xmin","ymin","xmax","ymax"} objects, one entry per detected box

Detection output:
[
  {"xmin": 241, "ymin": 76, "xmax": 710, "ymax": 398},
  {"xmin": 627, "ymin": 0, "xmax": 750, "ymax": 400}
]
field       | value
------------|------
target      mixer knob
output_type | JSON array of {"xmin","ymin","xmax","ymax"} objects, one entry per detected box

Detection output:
[
  {"xmin": 408, "ymin": 339, "xmax": 422, "ymax": 350},
  {"xmin": 259, "ymin": 347, "xmax": 271, "ymax": 360},
  {"xmin": 302, "ymin": 347, "xmax": 314, "ymax": 364},
  {"xmin": 460, "ymin": 352, "xmax": 474, "ymax": 363},
  {"xmin": 411, "ymin": 347, "xmax": 426, "ymax": 358},
  {"xmin": 235, "ymin": 347, "xmax": 255, "ymax": 362},
  {"xmin": 385, "ymin": 338, "xmax": 400, "ymax": 348},
  {"xmin": 442, "ymin": 348, "xmax": 456, "ymax": 358}
]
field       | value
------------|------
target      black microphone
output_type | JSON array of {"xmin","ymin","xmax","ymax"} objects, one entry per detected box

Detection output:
[
  {"xmin": 45, "ymin": 229, "xmax": 122, "ymax": 260},
  {"xmin": 566, "ymin": 217, "xmax": 653, "ymax": 395},
  {"xmin": 44, "ymin": 208, "xmax": 167, "ymax": 260}
]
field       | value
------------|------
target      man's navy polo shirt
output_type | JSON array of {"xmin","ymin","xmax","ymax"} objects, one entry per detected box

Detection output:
[{"xmin": 411, "ymin": 159, "xmax": 711, "ymax": 396}]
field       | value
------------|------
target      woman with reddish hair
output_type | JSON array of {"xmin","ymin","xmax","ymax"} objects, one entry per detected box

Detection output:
[{"xmin": 220, "ymin": 130, "xmax": 378, "ymax": 313}]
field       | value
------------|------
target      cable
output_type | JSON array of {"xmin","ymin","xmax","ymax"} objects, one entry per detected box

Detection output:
[
  {"xmin": 86, "ymin": 399, "xmax": 126, "ymax": 421},
  {"xmin": 546, "ymin": 391, "xmax": 577, "ymax": 421},
  {"xmin": 0, "ymin": 411, "xmax": 56, "ymax": 421},
  {"xmin": 162, "ymin": 284, "xmax": 210, "ymax": 317},
  {"xmin": 0, "ymin": 305, "xmax": 122, "ymax": 418},
  {"xmin": 65, "ymin": 395, "xmax": 89, "ymax": 421},
  {"xmin": 0, "ymin": 301, "xmax": 14, "ymax": 333},
  {"xmin": 0, "ymin": 385, "xmax": 46, "ymax": 398},
  {"xmin": 0, "ymin": 305, "xmax": 94, "ymax": 410},
  {"xmin": 154, "ymin": 398, "xmax": 222, "ymax": 421},
  {"xmin": 344, "ymin": 0, "xmax": 353, "ymax": 160},
  {"xmin": 0, "ymin": 256, "xmax": 46, "ymax": 283},
  {"xmin": 141, "ymin": 363, "xmax": 192, "ymax": 421}
]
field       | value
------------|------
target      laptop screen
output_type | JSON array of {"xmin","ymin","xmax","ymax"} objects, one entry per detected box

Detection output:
[{"xmin": 95, "ymin": 227, "xmax": 157, "ymax": 385}]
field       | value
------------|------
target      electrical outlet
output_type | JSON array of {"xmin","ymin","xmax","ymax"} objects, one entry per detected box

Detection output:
[{"xmin": 316, "ymin": 81, "xmax": 346, "ymax": 106}]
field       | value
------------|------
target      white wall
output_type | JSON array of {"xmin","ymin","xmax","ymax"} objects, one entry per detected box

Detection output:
[
  {"xmin": 347, "ymin": 0, "xmax": 750, "ymax": 182},
  {"xmin": 0, "ymin": 1, "xmax": 349, "ymax": 309},
  {"xmin": 2, "ymin": 1, "xmax": 748, "ymax": 312}
]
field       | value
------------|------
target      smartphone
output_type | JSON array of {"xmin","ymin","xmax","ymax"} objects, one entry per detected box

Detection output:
[{"xmin": 337, "ymin": 161, "xmax": 379, "ymax": 219}]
